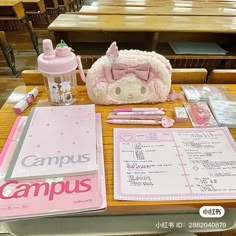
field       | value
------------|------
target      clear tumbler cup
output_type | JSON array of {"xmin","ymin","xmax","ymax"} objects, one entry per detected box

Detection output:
[{"xmin": 38, "ymin": 39, "xmax": 80, "ymax": 105}]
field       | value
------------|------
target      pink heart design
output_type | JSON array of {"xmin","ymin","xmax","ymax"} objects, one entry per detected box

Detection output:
[{"xmin": 120, "ymin": 133, "xmax": 133, "ymax": 141}]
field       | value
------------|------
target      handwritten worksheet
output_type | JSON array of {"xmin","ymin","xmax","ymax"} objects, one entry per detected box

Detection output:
[{"xmin": 114, "ymin": 127, "xmax": 236, "ymax": 201}]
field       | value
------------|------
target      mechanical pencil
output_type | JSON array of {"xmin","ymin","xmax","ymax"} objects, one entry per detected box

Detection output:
[{"xmin": 13, "ymin": 87, "xmax": 38, "ymax": 114}]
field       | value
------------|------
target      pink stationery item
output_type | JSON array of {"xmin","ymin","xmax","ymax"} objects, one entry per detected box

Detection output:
[
  {"xmin": 208, "ymin": 100, "xmax": 236, "ymax": 128},
  {"xmin": 110, "ymin": 111, "xmax": 165, "ymax": 116},
  {"xmin": 114, "ymin": 127, "xmax": 236, "ymax": 201},
  {"xmin": 184, "ymin": 102, "xmax": 218, "ymax": 127},
  {"xmin": 0, "ymin": 114, "xmax": 106, "ymax": 221},
  {"xmin": 107, "ymin": 119, "xmax": 161, "ymax": 125},
  {"xmin": 13, "ymin": 88, "xmax": 38, "ymax": 114},
  {"xmin": 107, "ymin": 115, "xmax": 163, "ymax": 120},
  {"xmin": 190, "ymin": 103, "xmax": 210, "ymax": 125},
  {"xmin": 182, "ymin": 85, "xmax": 227, "ymax": 102},
  {"xmin": 79, "ymin": 41, "xmax": 172, "ymax": 105},
  {"xmin": 6, "ymin": 105, "xmax": 98, "ymax": 180},
  {"xmin": 107, "ymin": 116, "xmax": 174, "ymax": 128},
  {"xmin": 112, "ymin": 108, "xmax": 164, "ymax": 112},
  {"xmin": 174, "ymin": 107, "xmax": 189, "ymax": 123},
  {"xmin": 160, "ymin": 116, "xmax": 175, "ymax": 128}
]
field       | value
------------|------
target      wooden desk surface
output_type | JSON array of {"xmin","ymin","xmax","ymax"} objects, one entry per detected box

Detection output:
[
  {"xmin": 91, "ymin": 1, "xmax": 236, "ymax": 8},
  {"xmin": 95, "ymin": 0, "xmax": 236, "ymax": 2},
  {"xmin": 95, "ymin": 0, "xmax": 236, "ymax": 3},
  {"xmin": 0, "ymin": 0, "xmax": 25, "ymax": 20},
  {"xmin": 1, "ymin": 84, "xmax": 236, "ymax": 213},
  {"xmin": 0, "ymin": 0, "xmax": 21, "ymax": 6},
  {"xmin": 21, "ymin": 0, "xmax": 46, "ymax": 14},
  {"xmin": 79, "ymin": 5, "xmax": 236, "ymax": 16},
  {"xmin": 48, "ymin": 14, "xmax": 236, "ymax": 33},
  {"xmin": 22, "ymin": 0, "xmax": 42, "ymax": 2}
]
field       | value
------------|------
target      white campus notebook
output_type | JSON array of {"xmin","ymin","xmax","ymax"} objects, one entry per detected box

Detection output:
[{"xmin": 114, "ymin": 127, "xmax": 236, "ymax": 201}]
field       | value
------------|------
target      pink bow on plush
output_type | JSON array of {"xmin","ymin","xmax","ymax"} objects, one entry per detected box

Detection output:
[{"xmin": 111, "ymin": 63, "xmax": 151, "ymax": 81}]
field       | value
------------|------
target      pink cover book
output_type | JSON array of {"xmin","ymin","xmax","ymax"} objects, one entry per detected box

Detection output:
[
  {"xmin": 6, "ymin": 105, "xmax": 98, "ymax": 180},
  {"xmin": 0, "ymin": 115, "xmax": 106, "ymax": 221}
]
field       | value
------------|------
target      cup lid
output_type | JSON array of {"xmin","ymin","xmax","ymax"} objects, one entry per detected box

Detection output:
[{"xmin": 37, "ymin": 39, "xmax": 78, "ymax": 74}]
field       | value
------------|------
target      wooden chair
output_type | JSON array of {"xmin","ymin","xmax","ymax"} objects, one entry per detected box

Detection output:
[
  {"xmin": 58, "ymin": 0, "xmax": 75, "ymax": 12},
  {"xmin": 207, "ymin": 69, "xmax": 236, "ymax": 84},
  {"xmin": 21, "ymin": 68, "xmax": 207, "ymax": 85},
  {"xmin": 171, "ymin": 68, "xmax": 207, "ymax": 84},
  {"xmin": 22, "ymin": 0, "xmax": 50, "ymax": 25},
  {"xmin": 0, "ymin": 31, "xmax": 18, "ymax": 77},
  {"xmin": 0, "ymin": 1, "xmax": 39, "ymax": 55},
  {"xmin": 44, "ymin": 0, "xmax": 60, "ymax": 20}
]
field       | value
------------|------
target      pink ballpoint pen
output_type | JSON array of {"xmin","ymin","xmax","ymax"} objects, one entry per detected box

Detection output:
[
  {"xmin": 107, "ymin": 115, "xmax": 163, "ymax": 120},
  {"xmin": 107, "ymin": 117, "xmax": 175, "ymax": 128},
  {"xmin": 113, "ymin": 108, "xmax": 164, "ymax": 112},
  {"xmin": 110, "ymin": 111, "xmax": 165, "ymax": 115},
  {"xmin": 107, "ymin": 119, "xmax": 161, "ymax": 125}
]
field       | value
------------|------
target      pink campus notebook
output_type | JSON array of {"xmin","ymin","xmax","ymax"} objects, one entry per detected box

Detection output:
[
  {"xmin": 6, "ymin": 105, "xmax": 97, "ymax": 180},
  {"xmin": 0, "ymin": 115, "xmax": 106, "ymax": 221}
]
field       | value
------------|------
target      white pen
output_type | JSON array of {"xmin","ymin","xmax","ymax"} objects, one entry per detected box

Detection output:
[
  {"xmin": 110, "ymin": 111, "xmax": 165, "ymax": 116},
  {"xmin": 13, "ymin": 88, "xmax": 38, "ymax": 114}
]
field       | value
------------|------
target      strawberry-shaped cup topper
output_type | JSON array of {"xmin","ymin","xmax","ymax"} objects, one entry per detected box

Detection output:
[{"xmin": 55, "ymin": 40, "xmax": 71, "ymax": 57}]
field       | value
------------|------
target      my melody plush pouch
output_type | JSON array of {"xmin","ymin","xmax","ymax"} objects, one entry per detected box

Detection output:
[{"xmin": 79, "ymin": 42, "xmax": 172, "ymax": 104}]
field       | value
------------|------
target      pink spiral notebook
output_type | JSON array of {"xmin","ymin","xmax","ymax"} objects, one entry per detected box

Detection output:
[
  {"xmin": 0, "ymin": 115, "xmax": 106, "ymax": 221},
  {"xmin": 6, "ymin": 105, "xmax": 98, "ymax": 180}
]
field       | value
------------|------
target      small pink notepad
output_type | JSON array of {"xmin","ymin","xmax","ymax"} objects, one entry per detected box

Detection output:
[
  {"xmin": 6, "ymin": 105, "xmax": 98, "ymax": 180},
  {"xmin": 0, "ymin": 114, "xmax": 106, "ymax": 220}
]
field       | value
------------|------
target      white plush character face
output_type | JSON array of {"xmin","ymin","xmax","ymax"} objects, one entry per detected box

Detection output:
[{"xmin": 108, "ymin": 77, "xmax": 151, "ymax": 102}]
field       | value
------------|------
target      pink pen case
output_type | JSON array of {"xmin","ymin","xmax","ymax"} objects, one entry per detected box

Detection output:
[{"xmin": 79, "ymin": 42, "xmax": 172, "ymax": 105}]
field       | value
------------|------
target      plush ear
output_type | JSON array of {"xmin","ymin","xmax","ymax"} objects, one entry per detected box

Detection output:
[{"xmin": 106, "ymin": 41, "xmax": 119, "ymax": 58}]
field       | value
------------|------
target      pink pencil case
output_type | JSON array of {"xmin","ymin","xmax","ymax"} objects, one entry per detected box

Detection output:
[{"xmin": 79, "ymin": 42, "xmax": 172, "ymax": 105}]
